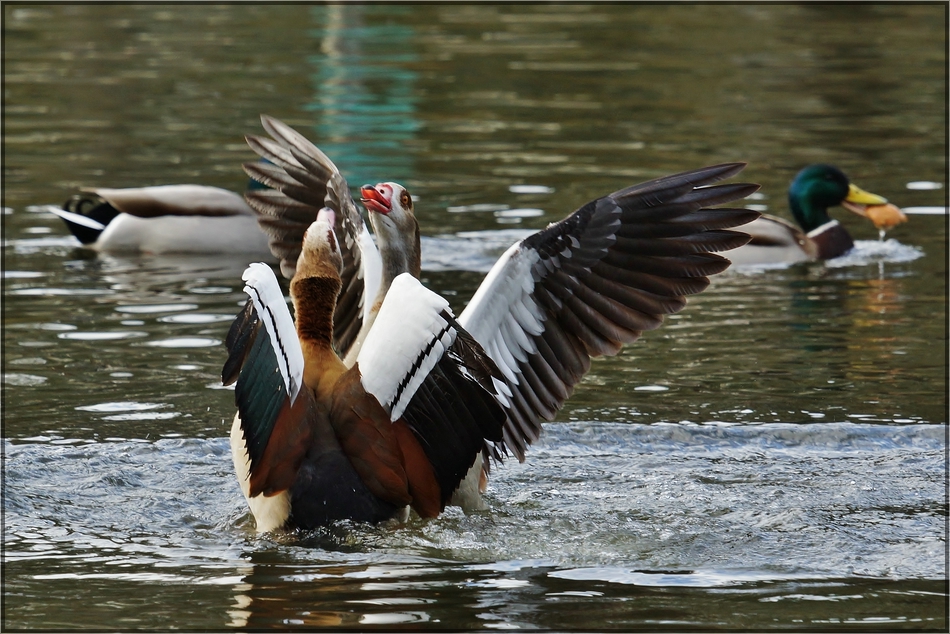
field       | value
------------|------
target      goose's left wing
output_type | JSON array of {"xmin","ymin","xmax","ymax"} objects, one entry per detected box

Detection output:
[
  {"xmin": 222, "ymin": 262, "xmax": 316, "ymax": 499},
  {"xmin": 459, "ymin": 163, "xmax": 761, "ymax": 463},
  {"xmin": 243, "ymin": 115, "xmax": 382, "ymax": 358}
]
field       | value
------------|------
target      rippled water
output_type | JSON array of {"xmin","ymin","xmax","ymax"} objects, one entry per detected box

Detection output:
[{"xmin": 3, "ymin": 3, "xmax": 947, "ymax": 631}]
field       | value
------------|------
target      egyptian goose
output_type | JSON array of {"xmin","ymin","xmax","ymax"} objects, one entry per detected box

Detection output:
[
  {"xmin": 237, "ymin": 117, "xmax": 763, "ymax": 510},
  {"xmin": 50, "ymin": 184, "xmax": 272, "ymax": 255},
  {"xmin": 727, "ymin": 164, "xmax": 892, "ymax": 266},
  {"xmin": 223, "ymin": 209, "xmax": 507, "ymax": 531},
  {"xmin": 241, "ymin": 115, "xmax": 420, "ymax": 365},
  {"xmin": 224, "ymin": 150, "xmax": 761, "ymax": 527}
]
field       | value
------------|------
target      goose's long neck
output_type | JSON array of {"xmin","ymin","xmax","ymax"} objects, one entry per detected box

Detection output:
[
  {"xmin": 372, "ymin": 225, "xmax": 422, "ymax": 315},
  {"xmin": 291, "ymin": 275, "xmax": 347, "ymax": 402},
  {"xmin": 340, "ymin": 221, "xmax": 421, "ymax": 368},
  {"xmin": 376, "ymin": 226, "xmax": 422, "ymax": 296}
]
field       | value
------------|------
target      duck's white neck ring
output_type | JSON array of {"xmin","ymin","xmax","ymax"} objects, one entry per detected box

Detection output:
[{"xmin": 806, "ymin": 219, "xmax": 839, "ymax": 238}]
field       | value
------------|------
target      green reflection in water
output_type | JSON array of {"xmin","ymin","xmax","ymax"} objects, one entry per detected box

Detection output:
[{"xmin": 303, "ymin": 4, "xmax": 419, "ymax": 187}]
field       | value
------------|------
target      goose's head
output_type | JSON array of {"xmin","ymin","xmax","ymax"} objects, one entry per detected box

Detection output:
[
  {"xmin": 295, "ymin": 207, "xmax": 344, "ymax": 281},
  {"xmin": 360, "ymin": 182, "xmax": 421, "ymax": 276}
]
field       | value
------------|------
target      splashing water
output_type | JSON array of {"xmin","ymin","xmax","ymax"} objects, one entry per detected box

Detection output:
[{"xmin": 824, "ymin": 239, "xmax": 924, "ymax": 269}]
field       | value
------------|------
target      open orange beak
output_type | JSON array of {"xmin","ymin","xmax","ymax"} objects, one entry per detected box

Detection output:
[
  {"xmin": 360, "ymin": 185, "xmax": 391, "ymax": 215},
  {"xmin": 840, "ymin": 183, "xmax": 888, "ymax": 218}
]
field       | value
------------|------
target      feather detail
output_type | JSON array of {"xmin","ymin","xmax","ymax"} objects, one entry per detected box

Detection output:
[
  {"xmin": 354, "ymin": 272, "xmax": 507, "ymax": 508},
  {"xmin": 243, "ymin": 115, "xmax": 382, "ymax": 360},
  {"xmin": 241, "ymin": 263, "xmax": 304, "ymax": 404},
  {"xmin": 357, "ymin": 273, "xmax": 454, "ymax": 420},
  {"xmin": 391, "ymin": 419, "xmax": 442, "ymax": 517},
  {"xmin": 458, "ymin": 163, "xmax": 760, "ymax": 465},
  {"xmin": 222, "ymin": 263, "xmax": 315, "ymax": 499},
  {"xmin": 328, "ymin": 371, "xmax": 413, "ymax": 508}
]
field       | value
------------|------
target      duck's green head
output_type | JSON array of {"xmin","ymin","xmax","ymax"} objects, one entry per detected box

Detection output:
[{"xmin": 787, "ymin": 164, "xmax": 888, "ymax": 232}]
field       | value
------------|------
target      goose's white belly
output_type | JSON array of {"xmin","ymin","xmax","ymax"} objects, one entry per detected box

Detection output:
[{"xmin": 230, "ymin": 413, "xmax": 291, "ymax": 533}]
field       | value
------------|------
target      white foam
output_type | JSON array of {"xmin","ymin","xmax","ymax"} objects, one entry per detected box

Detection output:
[{"xmin": 825, "ymin": 239, "xmax": 924, "ymax": 268}]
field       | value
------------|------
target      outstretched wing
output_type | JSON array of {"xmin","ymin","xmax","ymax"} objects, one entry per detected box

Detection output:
[
  {"xmin": 458, "ymin": 163, "xmax": 761, "ymax": 462},
  {"xmin": 222, "ymin": 262, "xmax": 314, "ymax": 498},
  {"xmin": 355, "ymin": 273, "xmax": 507, "ymax": 514},
  {"xmin": 243, "ymin": 115, "xmax": 382, "ymax": 358}
]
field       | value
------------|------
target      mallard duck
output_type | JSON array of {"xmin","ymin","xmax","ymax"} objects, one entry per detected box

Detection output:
[
  {"xmin": 50, "ymin": 184, "xmax": 273, "ymax": 255},
  {"xmin": 727, "ymin": 164, "xmax": 890, "ymax": 266},
  {"xmin": 223, "ymin": 154, "xmax": 761, "ymax": 530}
]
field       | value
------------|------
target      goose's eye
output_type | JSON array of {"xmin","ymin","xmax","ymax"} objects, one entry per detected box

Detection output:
[{"xmin": 400, "ymin": 190, "xmax": 412, "ymax": 210}]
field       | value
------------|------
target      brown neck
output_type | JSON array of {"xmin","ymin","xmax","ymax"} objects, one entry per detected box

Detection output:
[{"xmin": 291, "ymin": 276, "xmax": 347, "ymax": 401}]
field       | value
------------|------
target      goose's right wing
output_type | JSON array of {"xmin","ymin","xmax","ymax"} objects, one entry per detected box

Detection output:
[
  {"xmin": 458, "ymin": 163, "xmax": 761, "ymax": 463},
  {"xmin": 243, "ymin": 115, "xmax": 382, "ymax": 358}
]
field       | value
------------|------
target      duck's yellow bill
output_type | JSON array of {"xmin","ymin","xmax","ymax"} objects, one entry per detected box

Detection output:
[
  {"xmin": 841, "ymin": 183, "xmax": 889, "ymax": 218},
  {"xmin": 846, "ymin": 183, "xmax": 888, "ymax": 206}
]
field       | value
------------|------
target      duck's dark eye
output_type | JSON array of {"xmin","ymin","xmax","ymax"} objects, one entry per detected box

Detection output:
[{"xmin": 400, "ymin": 190, "xmax": 412, "ymax": 210}]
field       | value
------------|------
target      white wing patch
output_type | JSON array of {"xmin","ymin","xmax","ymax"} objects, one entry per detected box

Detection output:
[
  {"xmin": 358, "ymin": 273, "xmax": 456, "ymax": 421},
  {"xmin": 458, "ymin": 242, "xmax": 544, "ymax": 384},
  {"xmin": 49, "ymin": 207, "xmax": 107, "ymax": 231},
  {"xmin": 241, "ymin": 262, "xmax": 304, "ymax": 404}
]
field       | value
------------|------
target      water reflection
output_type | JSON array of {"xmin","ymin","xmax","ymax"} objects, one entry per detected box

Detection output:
[
  {"xmin": 303, "ymin": 4, "xmax": 419, "ymax": 187},
  {"xmin": 221, "ymin": 549, "xmax": 950, "ymax": 629},
  {"xmin": 75, "ymin": 252, "xmax": 256, "ymax": 290}
]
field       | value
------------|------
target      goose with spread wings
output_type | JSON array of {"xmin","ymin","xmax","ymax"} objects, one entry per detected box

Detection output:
[
  {"xmin": 223, "ymin": 209, "xmax": 508, "ymax": 531},
  {"xmin": 236, "ymin": 117, "xmax": 762, "ymax": 507},
  {"xmin": 224, "ymin": 129, "xmax": 761, "ymax": 527}
]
